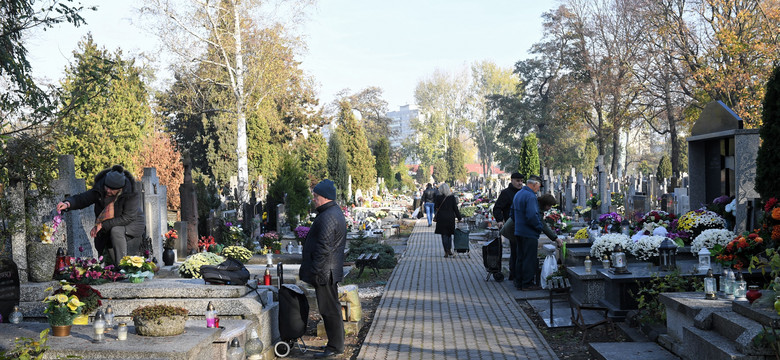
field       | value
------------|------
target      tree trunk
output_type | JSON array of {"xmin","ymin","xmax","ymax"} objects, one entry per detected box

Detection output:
[{"xmin": 234, "ymin": 4, "xmax": 249, "ymax": 204}]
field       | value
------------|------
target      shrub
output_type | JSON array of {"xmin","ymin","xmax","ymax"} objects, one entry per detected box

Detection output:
[
  {"xmin": 346, "ymin": 235, "xmax": 397, "ymax": 269},
  {"xmin": 131, "ymin": 304, "xmax": 188, "ymax": 320}
]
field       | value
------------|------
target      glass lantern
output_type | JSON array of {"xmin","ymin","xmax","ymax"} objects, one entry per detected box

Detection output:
[
  {"xmin": 734, "ymin": 271, "xmax": 747, "ymax": 301},
  {"xmin": 611, "ymin": 244, "xmax": 630, "ymax": 274},
  {"xmin": 104, "ymin": 304, "xmax": 114, "ymax": 330},
  {"xmin": 658, "ymin": 238, "xmax": 677, "ymax": 272},
  {"xmin": 602, "ymin": 255, "xmax": 610, "ymax": 269},
  {"xmin": 588, "ymin": 223, "xmax": 600, "ymax": 242},
  {"xmin": 621, "ymin": 219, "xmax": 631, "ymax": 235},
  {"xmin": 704, "ymin": 269, "xmax": 717, "ymax": 300},
  {"xmin": 725, "ymin": 269, "xmax": 736, "ymax": 299},
  {"xmin": 206, "ymin": 302, "xmax": 217, "ymax": 328},
  {"xmin": 584, "ymin": 256, "xmax": 592, "ymax": 273},
  {"xmin": 720, "ymin": 269, "xmax": 729, "ymax": 293},
  {"xmin": 245, "ymin": 329, "xmax": 264, "ymax": 360},
  {"xmin": 92, "ymin": 309, "xmax": 106, "ymax": 343},
  {"xmin": 226, "ymin": 338, "xmax": 244, "ymax": 360},
  {"xmin": 697, "ymin": 247, "xmax": 712, "ymax": 272}
]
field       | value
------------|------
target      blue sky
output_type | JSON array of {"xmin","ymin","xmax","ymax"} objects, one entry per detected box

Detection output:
[{"xmin": 27, "ymin": 0, "xmax": 558, "ymax": 110}]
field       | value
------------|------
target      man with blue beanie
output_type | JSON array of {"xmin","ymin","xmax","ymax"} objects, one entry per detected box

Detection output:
[{"xmin": 299, "ymin": 179, "xmax": 346, "ymax": 358}]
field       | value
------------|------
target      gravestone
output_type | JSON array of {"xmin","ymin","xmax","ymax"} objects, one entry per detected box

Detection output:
[
  {"xmin": 141, "ymin": 167, "xmax": 167, "ymax": 258},
  {"xmin": 577, "ymin": 173, "xmax": 587, "ymax": 209},
  {"xmin": 675, "ymin": 188, "xmax": 690, "ymax": 216},
  {"xmin": 173, "ymin": 221, "xmax": 188, "ymax": 260},
  {"xmin": 51, "ymin": 155, "xmax": 94, "ymax": 258},
  {"xmin": 688, "ymin": 100, "xmax": 760, "ymax": 232},
  {"xmin": 6, "ymin": 183, "xmax": 27, "ymax": 283},
  {"xmin": 276, "ymin": 203, "xmax": 287, "ymax": 234},
  {"xmin": 632, "ymin": 195, "xmax": 647, "ymax": 215},
  {"xmin": 179, "ymin": 154, "xmax": 199, "ymax": 253},
  {"xmin": 0, "ymin": 257, "xmax": 20, "ymax": 322},
  {"xmin": 597, "ymin": 156, "xmax": 610, "ymax": 215},
  {"xmin": 565, "ymin": 169, "xmax": 575, "ymax": 214}
]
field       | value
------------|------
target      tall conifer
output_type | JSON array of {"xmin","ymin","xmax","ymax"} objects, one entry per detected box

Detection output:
[{"xmin": 756, "ymin": 66, "xmax": 780, "ymax": 199}]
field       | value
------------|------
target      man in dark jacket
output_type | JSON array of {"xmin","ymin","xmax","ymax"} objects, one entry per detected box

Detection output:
[
  {"xmin": 421, "ymin": 183, "xmax": 437, "ymax": 226},
  {"xmin": 494, "ymin": 172, "xmax": 524, "ymax": 280},
  {"xmin": 56, "ymin": 165, "xmax": 145, "ymax": 262},
  {"xmin": 299, "ymin": 179, "xmax": 346, "ymax": 358},
  {"xmin": 512, "ymin": 175, "xmax": 544, "ymax": 290}
]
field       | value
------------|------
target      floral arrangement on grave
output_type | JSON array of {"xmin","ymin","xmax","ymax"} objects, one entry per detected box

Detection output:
[
  {"xmin": 294, "ymin": 226, "xmax": 310, "ymax": 243},
  {"xmin": 130, "ymin": 304, "xmax": 189, "ymax": 337},
  {"xmin": 586, "ymin": 194, "xmax": 601, "ymax": 209},
  {"xmin": 43, "ymin": 281, "xmax": 86, "ymax": 326},
  {"xmin": 544, "ymin": 208, "xmax": 571, "ymax": 235},
  {"xmin": 713, "ymin": 231, "xmax": 765, "ymax": 270},
  {"xmin": 198, "ymin": 235, "xmax": 217, "ymax": 252},
  {"xmin": 178, "ymin": 252, "xmax": 225, "ymax": 279},
  {"xmin": 118, "ymin": 255, "xmax": 156, "ymax": 283},
  {"xmin": 760, "ymin": 197, "xmax": 780, "ymax": 242},
  {"xmin": 55, "ymin": 247, "xmax": 123, "ymax": 285},
  {"xmin": 598, "ymin": 212, "xmax": 623, "ymax": 233},
  {"xmin": 164, "ymin": 229, "xmax": 178, "ymax": 249},
  {"xmin": 574, "ymin": 228, "xmax": 589, "ymax": 240},
  {"xmin": 343, "ymin": 207, "xmax": 356, "ymax": 231},
  {"xmin": 259, "ymin": 246, "xmax": 270, "ymax": 255},
  {"xmin": 634, "ymin": 210, "xmax": 675, "ymax": 236},
  {"xmin": 73, "ymin": 283, "xmax": 102, "ymax": 315},
  {"xmin": 460, "ymin": 206, "xmax": 477, "ymax": 218},
  {"xmin": 221, "ymin": 221, "xmax": 247, "ymax": 247},
  {"xmin": 221, "ymin": 245, "xmax": 252, "ymax": 263},
  {"xmin": 590, "ymin": 233, "xmax": 629, "ymax": 259},
  {"xmin": 690, "ymin": 229, "xmax": 735, "ymax": 255},
  {"xmin": 706, "ymin": 195, "xmax": 736, "ymax": 228},
  {"xmin": 670, "ymin": 209, "xmax": 726, "ymax": 245},
  {"xmin": 375, "ymin": 210, "xmax": 388, "ymax": 219},
  {"xmin": 261, "ymin": 231, "xmax": 281, "ymax": 253},
  {"xmin": 626, "ymin": 235, "xmax": 666, "ymax": 261}
]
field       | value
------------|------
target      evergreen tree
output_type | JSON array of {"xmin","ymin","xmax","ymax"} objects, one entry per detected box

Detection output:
[
  {"xmin": 415, "ymin": 164, "xmax": 431, "ymax": 185},
  {"xmin": 756, "ymin": 66, "xmax": 780, "ymax": 199},
  {"xmin": 393, "ymin": 161, "xmax": 416, "ymax": 191},
  {"xmin": 336, "ymin": 102, "xmax": 377, "ymax": 191},
  {"xmin": 373, "ymin": 137, "xmax": 394, "ymax": 188},
  {"xmin": 293, "ymin": 133, "xmax": 328, "ymax": 186},
  {"xmin": 432, "ymin": 158, "xmax": 449, "ymax": 183},
  {"xmin": 656, "ymin": 155, "xmax": 672, "ymax": 180},
  {"xmin": 265, "ymin": 156, "xmax": 310, "ymax": 230},
  {"xmin": 446, "ymin": 138, "xmax": 467, "ymax": 184},
  {"xmin": 327, "ymin": 133, "xmax": 349, "ymax": 202},
  {"xmin": 675, "ymin": 138, "xmax": 689, "ymax": 174},
  {"xmin": 55, "ymin": 35, "xmax": 153, "ymax": 183},
  {"xmin": 518, "ymin": 133, "xmax": 540, "ymax": 177}
]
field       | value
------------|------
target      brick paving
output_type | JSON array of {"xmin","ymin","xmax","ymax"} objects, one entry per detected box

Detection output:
[{"xmin": 358, "ymin": 219, "xmax": 558, "ymax": 360}]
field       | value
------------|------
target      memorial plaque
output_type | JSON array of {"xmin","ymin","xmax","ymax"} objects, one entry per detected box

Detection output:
[{"xmin": 0, "ymin": 258, "xmax": 20, "ymax": 322}]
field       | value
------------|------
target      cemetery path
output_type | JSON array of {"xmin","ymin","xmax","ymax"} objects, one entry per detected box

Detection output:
[{"xmin": 357, "ymin": 219, "xmax": 558, "ymax": 360}]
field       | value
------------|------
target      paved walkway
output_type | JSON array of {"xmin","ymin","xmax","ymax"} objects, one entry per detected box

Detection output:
[{"xmin": 358, "ymin": 219, "xmax": 558, "ymax": 360}]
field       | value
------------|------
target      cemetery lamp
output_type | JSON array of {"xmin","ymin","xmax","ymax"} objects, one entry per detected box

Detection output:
[
  {"xmin": 104, "ymin": 304, "xmax": 114, "ymax": 329},
  {"xmin": 602, "ymin": 255, "xmax": 610, "ymax": 269},
  {"xmin": 697, "ymin": 247, "xmax": 712, "ymax": 272},
  {"xmin": 658, "ymin": 238, "xmax": 677, "ymax": 272},
  {"xmin": 620, "ymin": 219, "xmax": 630, "ymax": 235},
  {"xmin": 611, "ymin": 244, "xmax": 631, "ymax": 274},
  {"xmin": 92, "ymin": 309, "xmax": 106, "ymax": 343},
  {"xmin": 734, "ymin": 271, "xmax": 748, "ymax": 301},
  {"xmin": 725, "ymin": 269, "xmax": 736, "ymax": 299},
  {"xmin": 584, "ymin": 256, "xmax": 592, "ymax": 274},
  {"xmin": 226, "ymin": 338, "xmax": 245, "ymax": 360},
  {"xmin": 720, "ymin": 269, "xmax": 729, "ymax": 293},
  {"xmin": 205, "ymin": 302, "xmax": 217, "ymax": 328},
  {"xmin": 704, "ymin": 269, "xmax": 717, "ymax": 300},
  {"xmin": 244, "ymin": 329, "xmax": 264, "ymax": 360},
  {"xmin": 588, "ymin": 223, "xmax": 600, "ymax": 242},
  {"xmin": 54, "ymin": 247, "xmax": 67, "ymax": 274}
]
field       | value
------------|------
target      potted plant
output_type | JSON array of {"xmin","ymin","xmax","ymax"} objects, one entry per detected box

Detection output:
[
  {"xmin": 293, "ymin": 226, "xmax": 309, "ymax": 253},
  {"xmin": 118, "ymin": 256, "xmax": 156, "ymax": 283},
  {"xmin": 130, "ymin": 304, "xmax": 189, "ymax": 336},
  {"xmin": 261, "ymin": 232, "xmax": 281, "ymax": 254},
  {"xmin": 162, "ymin": 229, "xmax": 177, "ymax": 266},
  {"xmin": 43, "ymin": 281, "xmax": 86, "ymax": 336},
  {"xmin": 198, "ymin": 235, "xmax": 216, "ymax": 253},
  {"xmin": 178, "ymin": 252, "xmax": 225, "ymax": 279},
  {"xmin": 71, "ymin": 283, "xmax": 103, "ymax": 325},
  {"xmin": 221, "ymin": 245, "xmax": 252, "ymax": 264}
]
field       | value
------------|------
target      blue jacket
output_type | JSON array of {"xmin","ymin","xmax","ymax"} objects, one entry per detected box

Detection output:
[{"xmin": 511, "ymin": 186, "xmax": 543, "ymax": 238}]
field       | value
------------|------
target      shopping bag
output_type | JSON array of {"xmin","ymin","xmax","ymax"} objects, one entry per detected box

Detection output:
[
  {"xmin": 540, "ymin": 254, "xmax": 558, "ymax": 289},
  {"xmin": 412, "ymin": 207, "xmax": 420, "ymax": 219}
]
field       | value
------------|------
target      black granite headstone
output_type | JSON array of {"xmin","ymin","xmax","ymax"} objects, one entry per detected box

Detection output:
[{"xmin": 0, "ymin": 257, "xmax": 21, "ymax": 323}]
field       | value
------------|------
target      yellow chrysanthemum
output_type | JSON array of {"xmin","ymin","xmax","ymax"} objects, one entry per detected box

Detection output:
[
  {"xmin": 55, "ymin": 294, "xmax": 69, "ymax": 303},
  {"xmin": 67, "ymin": 297, "xmax": 85, "ymax": 311},
  {"xmin": 62, "ymin": 284, "xmax": 75, "ymax": 292}
]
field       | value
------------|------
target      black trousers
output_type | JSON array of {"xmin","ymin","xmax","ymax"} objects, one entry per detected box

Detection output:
[{"xmin": 313, "ymin": 275, "xmax": 344, "ymax": 352}]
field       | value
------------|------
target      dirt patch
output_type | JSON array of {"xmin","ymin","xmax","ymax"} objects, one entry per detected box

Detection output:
[{"xmin": 518, "ymin": 301, "xmax": 628, "ymax": 360}]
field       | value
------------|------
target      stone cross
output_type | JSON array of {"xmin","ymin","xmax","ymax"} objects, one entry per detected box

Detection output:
[
  {"xmin": 564, "ymin": 168, "xmax": 574, "ymax": 215},
  {"xmin": 597, "ymin": 156, "xmax": 610, "ymax": 214},
  {"xmin": 179, "ymin": 155, "xmax": 199, "ymax": 253},
  {"xmin": 51, "ymin": 155, "xmax": 94, "ymax": 258},
  {"xmin": 142, "ymin": 167, "xmax": 167, "ymax": 259}
]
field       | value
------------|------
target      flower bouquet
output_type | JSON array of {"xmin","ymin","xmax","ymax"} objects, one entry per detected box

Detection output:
[
  {"xmin": 198, "ymin": 235, "xmax": 217, "ymax": 252},
  {"xmin": 672, "ymin": 209, "xmax": 726, "ymax": 244},
  {"xmin": 574, "ymin": 228, "xmax": 589, "ymax": 240},
  {"xmin": 55, "ymin": 247, "xmax": 123, "ymax": 285},
  {"xmin": 598, "ymin": 212, "xmax": 623, "ymax": 233},
  {"xmin": 634, "ymin": 210, "xmax": 675, "ymax": 236},
  {"xmin": 544, "ymin": 208, "xmax": 570, "ymax": 235},
  {"xmin": 164, "ymin": 229, "xmax": 178, "ymax": 249},
  {"xmin": 294, "ymin": 226, "xmax": 310, "ymax": 243},
  {"xmin": 118, "ymin": 256, "xmax": 156, "ymax": 283},
  {"xmin": 713, "ymin": 231, "xmax": 765, "ymax": 270},
  {"xmin": 590, "ymin": 233, "xmax": 629, "ymax": 259},
  {"xmin": 626, "ymin": 235, "xmax": 666, "ymax": 261},
  {"xmin": 221, "ymin": 245, "xmax": 253, "ymax": 263},
  {"xmin": 261, "ymin": 232, "xmax": 281, "ymax": 253},
  {"xmin": 43, "ymin": 281, "xmax": 86, "ymax": 327},
  {"xmin": 221, "ymin": 221, "xmax": 247, "ymax": 247},
  {"xmin": 690, "ymin": 229, "xmax": 735, "ymax": 255},
  {"xmin": 178, "ymin": 252, "xmax": 225, "ymax": 279}
]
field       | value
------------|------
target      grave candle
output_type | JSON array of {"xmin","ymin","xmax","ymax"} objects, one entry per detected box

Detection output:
[
  {"xmin": 704, "ymin": 269, "xmax": 716, "ymax": 300},
  {"xmin": 734, "ymin": 271, "xmax": 747, "ymax": 301},
  {"xmin": 92, "ymin": 310, "xmax": 106, "ymax": 343},
  {"xmin": 117, "ymin": 323, "xmax": 128, "ymax": 341},
  {"xmin": 584, "ymin": 256, "xmax": 592, "ymax": 273},
  {"xmin": 205, "ymin": 302, "xmax": 217, "ymax": 328}
]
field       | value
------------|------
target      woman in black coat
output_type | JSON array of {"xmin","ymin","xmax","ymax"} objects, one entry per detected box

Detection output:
[{"xmin": 434, "ymin": 183, "xmax": 462, "ymax": 257}]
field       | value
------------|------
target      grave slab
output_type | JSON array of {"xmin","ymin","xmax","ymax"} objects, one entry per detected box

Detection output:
[
  {"xmin": 567, "ymin": 265, "xmax": 605, "ymax": 305},
  {"xmin": 659, "ymin": 292, "xmax": 733, "ymax": 343},
  {"xmin": 589, "ymin": 342, "xmax": 679, "ymax": 360}
]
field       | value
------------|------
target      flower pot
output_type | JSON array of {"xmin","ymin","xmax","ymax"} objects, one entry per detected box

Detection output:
[
  {"xmin": 27, "ymin": 242, "xmax": 56, "ymax": 282},
  {"xmin": 73, "ymin": 314, "xmax": 89, "ymax": 325},
  {"xmin": 162, "ymin": 248, "xmax": 175, "ymax": 266},
  {"xmin": 133, "ymin": 315, "xmax": 187, "ymax": 336},
  {"xmin": 51, "ymin": 325, "xmax": 72, "ymax": 337}
]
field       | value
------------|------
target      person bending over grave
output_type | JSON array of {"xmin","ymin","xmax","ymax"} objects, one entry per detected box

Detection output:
[{"xmin": 56, "ymin": 165, "xmax": 145, "ymax": 262}]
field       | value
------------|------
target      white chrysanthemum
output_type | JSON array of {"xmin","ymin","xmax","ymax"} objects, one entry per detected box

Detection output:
[
  {"xmin": 626, "ymin": 235, "xmax": 666, "ymax": 260},
  {"xmin": 590, "ymin": 233, "xmax": 630, "ymax": 258},
  {"xmin": 690, "ymin": 229, "xmax": 734, "ymax": 254}
]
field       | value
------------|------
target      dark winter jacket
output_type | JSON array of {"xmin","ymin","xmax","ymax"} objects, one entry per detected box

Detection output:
[
  {"xmin": 511, "ymin": 186, "xmax": 543, "ymax": 238},
  {"xmin": 422, "ymin": 187, "xmax": 436, "ymax": 203},
  {"xmin": 493, "ymin": 184, "xmax": 521, "ymax": 222},
  {"xmin": 65, "ymin": 166, "xmax": 145, "ymax": 238},
  {"xmin": 300, "ymin": 201, "xmax": 347, "ymax": 286},
  {"xmin": 434, "ymin": 195, "xmax": 462, "ymax": 236}
]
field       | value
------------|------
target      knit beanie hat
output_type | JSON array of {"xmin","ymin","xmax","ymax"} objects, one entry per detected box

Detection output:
[
  {"xmin": 313, "ymin": 179, "xmax": 337, "ymax": 200},
  {"xmin": 105, "ymin": 170, "xmax": 126, "ymax": 189}
]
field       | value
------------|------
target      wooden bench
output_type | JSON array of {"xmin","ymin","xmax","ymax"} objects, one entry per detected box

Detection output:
[
  {"xmin": 355, "ymin": 253, "xmax": 380, "ymax": 277},
  {"xmin": 546, "ymin": 276, "xmax": 571, "ymax": 327}
]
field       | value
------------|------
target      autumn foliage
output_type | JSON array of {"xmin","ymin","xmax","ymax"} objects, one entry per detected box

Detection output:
[{"xmin": 133, "ymin": 131, "xmax": 183, "ymax": 212}]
